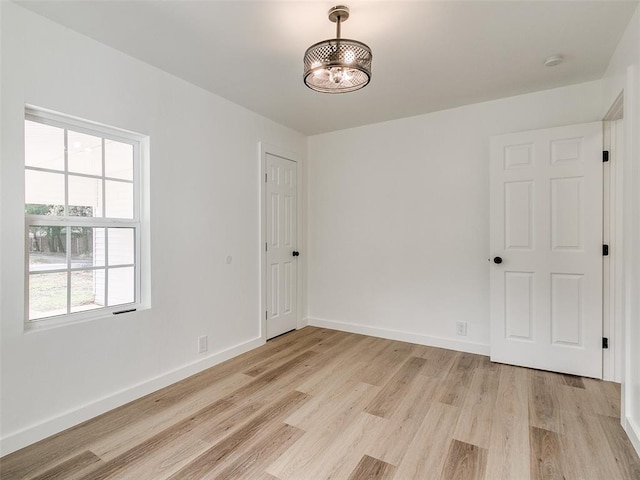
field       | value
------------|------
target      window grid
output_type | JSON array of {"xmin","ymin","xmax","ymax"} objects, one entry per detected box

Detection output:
[{"xmin": 25, "ymin": 108, "xmax": 142, "ymax": 326}]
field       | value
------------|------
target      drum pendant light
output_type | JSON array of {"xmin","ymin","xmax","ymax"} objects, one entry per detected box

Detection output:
[{"xmin": 303, "ymin": 5, "xmax": 372, "ymax": 93}]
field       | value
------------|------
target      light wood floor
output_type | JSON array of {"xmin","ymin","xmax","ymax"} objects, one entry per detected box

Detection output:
[{"xmin": 2, "ymin": 327, "xmax": 639, "ymax": 480}]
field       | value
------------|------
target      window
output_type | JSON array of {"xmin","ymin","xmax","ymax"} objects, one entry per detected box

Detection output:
[{"xmin": 25, "ymin": 108, "xmax": 144, "ymax": 326}]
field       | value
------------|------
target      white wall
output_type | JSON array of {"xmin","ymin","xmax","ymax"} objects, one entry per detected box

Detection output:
[
  {"xmin": 0, "ymin": 2, "xmax": 306, "ymax": 455},
  {"xmin": 307, "ymin": 81, "xmax": 603, "ymax": 354},
  {"xmin": 602, "ymin": 5, "xmax": 640, "ymax": 456}
]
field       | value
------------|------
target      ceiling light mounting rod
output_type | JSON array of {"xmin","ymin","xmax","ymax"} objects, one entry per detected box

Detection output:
[
  {"xmin": 329, "ymin": 5, "xmax": 348, "ymax": 39},
  {"xmin": 303, "ymin": 5, "xmax": 372, "ymax": 94}
]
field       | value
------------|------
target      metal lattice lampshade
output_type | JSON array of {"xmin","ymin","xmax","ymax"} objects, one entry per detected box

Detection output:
[{"xmin": 303, "ymin": 6, "xmax": 372, "ymax": 94}]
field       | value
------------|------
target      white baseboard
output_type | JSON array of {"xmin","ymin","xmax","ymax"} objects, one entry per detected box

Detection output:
[
  {"xmin": 307, "ymin": 317, "xmax": 490, "ymax": 356},
  {"xmin": 297, "ymin": 316, "xmax": 309, "ymax": 329},
  {"xmin": 624, "ymin": 415, "xmax": 640, "ymax": 458},
  {"xmin": 0, "ymin": 336, "xmax": 264, "ymax": 457}
]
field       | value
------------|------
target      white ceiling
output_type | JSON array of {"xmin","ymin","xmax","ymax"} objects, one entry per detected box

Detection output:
[{"xmin": 16, "ymin": 1, "xmax": 639, "ymax": 135}]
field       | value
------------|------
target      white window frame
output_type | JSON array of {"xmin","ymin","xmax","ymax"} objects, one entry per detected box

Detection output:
[{"xmin": 24, "ymin": 107, "xmax": 146, "ymax": 329}]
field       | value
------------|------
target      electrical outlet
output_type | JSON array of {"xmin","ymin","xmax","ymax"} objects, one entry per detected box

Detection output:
[
  {"xmin": 198, "ymin": 335, "xmax": 208, "ymax": 353},
  {"xmin": 456, "ymin": 322, "xmax": 467, "ymax": 336}
]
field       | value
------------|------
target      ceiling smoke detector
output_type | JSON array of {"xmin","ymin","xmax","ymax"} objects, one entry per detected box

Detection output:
[{"xmin": 544, "ymin": 54, "xmax": 564, "ymax": 67}]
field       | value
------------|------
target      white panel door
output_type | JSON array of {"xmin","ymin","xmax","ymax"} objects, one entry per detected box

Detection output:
[
  {"xmin": 266, "ymin": 153, "xmax": 298, "ymax": 339},
  {"xmin": 490, "ymin": 122, "xmax": 603, "ymax": 378}
]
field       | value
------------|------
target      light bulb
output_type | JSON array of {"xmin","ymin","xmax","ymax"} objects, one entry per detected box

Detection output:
[
  {"xmin": 344, "ymin": 50, "xmax": 355, "ymax": 64},
  {"xmin": 329, "ymin": 67, "xmax": 344, "ymax": 84}
]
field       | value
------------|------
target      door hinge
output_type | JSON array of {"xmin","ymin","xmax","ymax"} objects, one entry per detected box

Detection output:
[
  {"xmin": 603, "ymin": 150, "xmax": 609, "ymax": 163},
  {"xmin": 265, "ymin": 242, "xmax": 268, "ymax": 252},
  {"xmin": 265, "ymin": 310, "xmax": 268, "ymax": 320},
  {"xmin": 265, "ymin": 173, "xmax": 268, "ymax": 182},
  {"xmin": 603, "ymin": 244, "xmax": 609, "ymax": 256},
  {"xmin": 603, "ymin": 337, "xmax": 609, "ymax": 349}
]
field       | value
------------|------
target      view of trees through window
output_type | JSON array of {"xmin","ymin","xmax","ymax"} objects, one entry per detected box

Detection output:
[
  {"xmin": 27, "ymin": 218, "xmax": 98, "ymax": 317},
  {"xmin": 25, "ymin": 111, "xmax": 139, "ymax": 322}
]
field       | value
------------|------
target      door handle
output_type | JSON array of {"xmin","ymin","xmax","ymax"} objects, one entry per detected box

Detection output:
[
  {"xmin": 493, "ymin": 256, "xmax": 502, "ymax": 264},
  {"xmin": 292, "ymin": 251, "xmax": 300, "ymax": 257}
]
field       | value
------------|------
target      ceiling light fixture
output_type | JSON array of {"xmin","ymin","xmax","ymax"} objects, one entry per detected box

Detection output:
[{"xmin": 303, "ymin": 5, "xmax": 372, "ymax": 94}]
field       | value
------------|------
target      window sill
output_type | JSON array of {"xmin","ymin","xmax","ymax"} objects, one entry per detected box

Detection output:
[{"xmin": 25, "ymin": 303, "xmax": 149, "ymax": 333}]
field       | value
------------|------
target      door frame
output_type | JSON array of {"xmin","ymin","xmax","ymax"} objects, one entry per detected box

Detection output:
[
  {"xmin": 603, "ymin": 93, "xmax": 624, "ymax": 382},
  {"xmin": 605, "ymin": 67, "xmax": 640, "ymax": 456},
  {"xmin": 603, "ymin": 68, "xmax": 640, "ymax": 458},
  {"xmin": 259, "ymin": 142, "xmax": 304, "ymax": 341}
]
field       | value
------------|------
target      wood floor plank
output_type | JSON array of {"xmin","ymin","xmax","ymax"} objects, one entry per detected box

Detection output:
[
  {"xmin": 232, "ymin": 348, "xmax": 348, "ymax": 411},
  {"xmin": 253, "ymin": 473, "xmax": 280, "ymax": 480},
  {"xmin": 418, "ymin": 345, "xmax": 458, "ymax": 379},
  {"xmin": 559, "ymin": 410, "xmax": 624, "ymax": 480},
  {"xmin": 452, "ymin": 366, "xmax": 499, "ymax": 449},
  {"xmin": 243, "ymin": 329, "xmax": 339, "ymax": 377},
  {"xmin": 224, "ymin": 350, "xmax": 318, "ymax": 404},
  {"xmin": 364, "ymin": 356, "xmax": 427, "ymax": 418},
  {"xmin": 294, "ymin": 335, "xmax": 372, "ymax": 396},
  {"xmin": 107, "ymin": 438, "xmax": 212, "ymax": 480},
  {"xmin": 347, "ymin": 455, "xmax": 396, "ymax": 480},
  {"xmin": 319, "ymin": 413, "xmax": 389, "ymax": 480},
  {"xmin": 210, "ymin": 329, "xmax": 311, "ymax": 374},
  {"xmin": 29, "ymin": 450, "xmax": 101, "ymax": 480},
  {"xmin": 74, "ymin": 398, "xmax": 236, "ymax": 480},
  {"xmin": 285, "ymin": 380, "xmax": 377, "ymax": 432},
  {"xmin": 529, "ymin": 426, "xmax": 564, "ymax": 480},
  {"xmin": 365, "ymin": 373, "xmax": 439, "ymax": 466},
  {"xmin": 438, "ymin": 372, "xmax": 469, "ymax": 407},
  {"xmin": 115, "ymin": 385, "xmax": 307, "ymax": 480},
  {"xmin": 393, "ymin": 402, "xmax": 460, "ymax": 479},
  {"xmin": 582, "ymin": 378, "xmax": 621, "ymax": 418},
  {"xmin": 596, "ymin": 414, "xmax": 640, "ymax": 479},
  {"xmin": 476, "ymin": 354, "xmax": 501, "ymax": 373},
  {"xmin": 528, "ymin": 370, "xmax": 561, "ymax": 433},
  {"xmin": 3, "ymin": 327, "xmax": 638, "ymax": 480},
  {"xmin": 166, "ymin": 390, "xmax": 309, "ymax": 480},
  {"xmin": 556, "ymin": 412, "xmax": 598, "ymax": 480},
  {"xmin": 560, "ymin": 374, "xmax": 585, "ymax": 389},
  {"xmin": 440, "ymin": 439, "xmax": 487, "ymax": 480},
  {"xmin": 196, "ymin": 396, "xmax": 268, "ymax": 444},
  {"xmin": 88, "ymin": 351, "xmax": 314, "ymax": 479},
  {"xmin": 438, "ymin": 352, "xmax": 481, "ymax": 407},
  {"xmin": 556, "ymin": 383, "xmax": 599, "ymax": 417},
  {"xmin": 269, "ymin": 385, "xmax": 381, "ymax": 478},
  {"xmin": 269, "ymin": 412, "xmax": 386, "ymax": 480},
  {"xmin": 357, "ymin": 340, "xmax": 415, "ymax": 386},
  {"xmin": 484, "ymin": 365, "xmax": 531, "ymax": 480},
  {"xmin": 91, "ymin": 372, "xmax": 252, "ymax": 459},
  {"xmin": 0, "ymin": 400, "xmax": 161, "ymax": 480},
  {"xmin": 308, "ymin": 329, "xmax": 363, "ymax": 354},
  {"xmin": 450, "ymin": 352, "xmax": 482, "ymax": 378},
  {"xmin": 215, "ymin": 423, "xmax": 305, "ymax": 480},
  {"xmin": 586, "ymin": 376, "xmax": 621, "ymax": 400}
]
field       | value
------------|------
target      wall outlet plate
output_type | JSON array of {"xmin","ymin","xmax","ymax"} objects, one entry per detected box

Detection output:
[
  {"xmin": 198, "ymin": 335, "xmax": 208, "ymax": 353},
  {"xmin": 456, "ymin": 322, "xmax": 467, "ymax": 336}
]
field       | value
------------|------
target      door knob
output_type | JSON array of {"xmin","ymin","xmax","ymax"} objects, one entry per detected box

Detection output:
[
  {"xmin": 493, "ymin": 256, "xmax": 503, "ymax": 264},
  {"xmin": 292, "ymin": 251, "xmax": 300, "ymax": 257}
]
